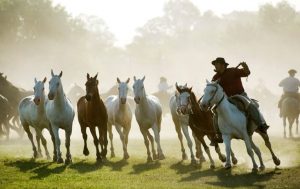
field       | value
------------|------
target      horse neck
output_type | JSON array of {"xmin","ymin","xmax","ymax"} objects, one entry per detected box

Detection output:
[
  {"xmin": 214, "ymin": 92, "xmax": 236, "ymax": 120},
  {"xmin": 190, "ymin": 92, "xmax": 201, "ymax": 114},
  {"xmin": 54, "ymin": 85, "xmax": 66, "ymax": 106},
  {"xmin": 90, "ymin": 88, "xmax": 102, "ymax": 105},
  {"xmin": 138, "ymin": 89, "xmax": 149, "ymax": 109}
]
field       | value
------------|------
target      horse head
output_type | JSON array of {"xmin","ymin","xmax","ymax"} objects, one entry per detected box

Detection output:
[
  {"xmin": 33, "ymin": 77, "xmax": 46, "ymax": 105},
  {"xmin": 175, "ymin": 82, "xmax": 193, "ymax": 115},
  {"xmin": 48, "ymin": 69, "xmax": 63, "ymax": 100},
  {"xmin": 200, "ymin": 79, "xmax": 224, "ymax": 111},
  {"xmin": 133, "ymin": 76, "xmax": 145, "ymax": 104},
  {"xmin": 117, "ymin": 77, "xmax": 130, "ymax": 104},
  {"xmin": 85, "ymin": 73, "xmax": 99, "ymax": 101}
]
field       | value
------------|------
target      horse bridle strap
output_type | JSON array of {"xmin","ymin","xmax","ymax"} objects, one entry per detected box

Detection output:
[{"xmin": 207, "ymin": 84, "xmax": 224, "ymax": 110}]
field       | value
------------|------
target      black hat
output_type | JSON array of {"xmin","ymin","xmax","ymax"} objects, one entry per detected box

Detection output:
[
  {"xmin": 288, "ymin": 69, "xmax": 297, "ymax": 74},
  {"xmin": 212, "ymin": 57, "xmax": 229, "ymax": 66}
]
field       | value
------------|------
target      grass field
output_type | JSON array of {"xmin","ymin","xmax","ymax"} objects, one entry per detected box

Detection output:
[{"xmin": 1, "ymin": 133, "xmax": 300, "ymax": 189}]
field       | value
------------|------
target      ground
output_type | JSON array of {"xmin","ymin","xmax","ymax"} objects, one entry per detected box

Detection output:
[{"xmin": 0, "ymin": 134, "xmax": 300, "ymax": 189}]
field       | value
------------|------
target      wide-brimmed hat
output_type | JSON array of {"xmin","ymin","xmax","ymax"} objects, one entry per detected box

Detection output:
[
  {"xmin": 211, "ymin": 57, "xmax": 229, "ymax": 66},
  {"xmin": 160, "ymin": 76, "xmax": 167, "ymax": 82},
  {"xmin": 288, "ymin": 69, "xmax": 297, "ymax": 74}
]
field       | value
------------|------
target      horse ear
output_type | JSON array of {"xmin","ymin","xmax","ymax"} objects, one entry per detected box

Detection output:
[
  {"xmin": 189, "ymin": 87, "xmax": 193, "ymax": 92},
  {"xmin": 4, "ymin": 75, "xmax": 7, "ymax": 80},
  {"xmin": 206, "ymin": 79, "xmax": 210, "ymax": 84},
  {"xmin": 96, "ymin": 80, "xmax": 98, "ymax": 85},
  {"xmin": 59, "ymin": 71, "xmax": 63, "ymax": 78},
  {"xmin": 184, "ymin": 83, "xmax": 187, "ymax": 87},
  {"xmin": 34, "ymin": 78, "xmax": 37, "ymax": 84},
  {"xmin": 142, "ymin": 76, "xmax": 145, "ymax": 82},
  {"xmin": 117, "ymin": 77, "xmax": 121, "ymax": 83},
  {"xmin": 94, "ymin": 73, "xmax": 98, "ymax": 79},
  {"xmin": 43, "ymin": 77, "xmax": 47, "ymax": 83},
  {"xmin": 126, "ymin": 78, "xmax": 130, "ymax": 83},
  {"xmin": 51, "ymin": 69, "xmax": 54, "ymax": 77},
  {"xmin": 87, "ymin": 73, "xmax": 90, "ymax": 80},
  {"xmin": 133, "ymin": 76, "xmax": 136, "ymax": 81},
  {"xmin": 175, "ymin": 82, "xmax": 181, "ymax": 92}
]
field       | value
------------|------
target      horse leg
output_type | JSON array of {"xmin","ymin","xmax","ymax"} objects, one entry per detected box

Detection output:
[
  {"xmin": 51, "ymin": 125, "xmax": 63, "ymax": 163},
  {"xmin": 123, "ymin": 124, "xmax": 131, "ymax": 157},
  {"xmin": 146, "ymin": 130, "xmax": 157, "ymax": 160},
  {"xmin": 152, "ymin": 124, "xmax": 165, "ymax": 160},
  {"xmin": 140, "ymin": 127, "xmax": 152, "ymax": 162},
  {"xmin": 296, "ymin": 117, "xmax": 299, "ymax": 135},
  {"xmin": 23, "ymin": 123, "xmax": 38, "ymax": 159},
  {"xmin": 90, "ymin": 126, "xmax": 101, "ymax": 162},
  {"xmin": 48, "ymin": 125, "xmax": 57, "ymax": 162},
  {"xmin": 99, "ymin": 123, "xmax": 108, "ymax": 160},
  {"xmin": 115, "ymin": 124, "xmax": 129, "ymax": 159},
  {"xmin": 192, "ymin": 132, "xmax": 205, "ymax": 162},
  {"xmin": 175, "ymin": 123, "xmax": 187, "ymax": 161},
  {"xmin": 223, "ymin": 135, "xmax": 232, "ymax": 169},
  {"xmin": 288, "ymin": 117, "xmax": 294, "ymax": 138},
  {"xmin": 230, "ymin": 149, "xmax": 238, "ymax": 165},
  {"xmin": 65, "ymin": 129, "xmax": 72, "ymax": 164},
  {"xmin": 35, "ymin": 133, "xmax": 43, "ymax": 158},
  {"xmin": 107, "ymin": 123, "xmax": 115, "ymax": 158},
  {"xmin": 257, "ymin": 131, "xmax": 281, "ymax": 166},
  {"xmin": 250, "ymin": 136, "xmax": 264, "ymax": 170},
  {"xmin": 199, "ymin": 137, "xmax": 215, "ymax": 169},
  {"xmin": 243, "ymin": 134, "xmax": 258, "ymax": 171},
  {"xmin": 214, "ymin": 143, "xmax": 226, "ymax": 163},
  {"xmin": 182, "ymin": 125, "xmax": 196, "ymax": 164},
  {"xmin": 80, "ymin": 125, "xmax": 89, "ymax": 156},
  {"xmin": 283, "ymin": 117, "xmax": 287, "ymax": 138},
  {"xmin": 37, "ymin": 129, "xmax": 51, "ymax": 160}
]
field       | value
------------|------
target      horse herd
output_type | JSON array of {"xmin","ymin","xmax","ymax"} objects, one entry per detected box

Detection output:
[{"xmin": 1, "ymin": 70, "xmax": 282, "ymax": 171}]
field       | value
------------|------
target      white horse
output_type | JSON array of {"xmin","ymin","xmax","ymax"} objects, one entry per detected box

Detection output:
[
  {"xmin": 169, "ymin": 85, "xmax": 205, "ymax": 164},
  {"xmin": 200, "ymin": 80, "xmax": 280, "ymax": 170},
  {"xmin": 105, "ymin": 78, "xmax": 132, "ymax": 159},
  {"xmin": 133, "ymin": 76, "xmax": 165, "ymax": 162},
  {"xmin": 19, "ymin": 77, "xmax": 55, "ymax": 160},
  {"xmin": 45, "ymin": 70, "xmax": 75, "ymax": 164}
]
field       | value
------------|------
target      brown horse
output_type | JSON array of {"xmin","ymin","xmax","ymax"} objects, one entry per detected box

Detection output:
[
  {"xmin": 77, "ymin": 73, "xmax": 108, "ymax": 162},
  {"xmin": 176, "ymin": 84, "xmax": 238, "ymax": 168}
]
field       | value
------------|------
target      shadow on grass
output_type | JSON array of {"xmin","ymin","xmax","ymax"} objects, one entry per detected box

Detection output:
[
  {"xmin": 106, "ymin": 159, "xmax": 129, "ymax": 172},
  {"xmin": 180, "ymin": 166, "xmax": 282, "ymax": 189},
  {"xmin": 170, "ymin": 161, "xmax": 200, "ymax": 174},
  {"xmin": 130, "ymin": 161, "xmax": 161, "ymax": 174},
  {"xmin": 68, "ymin": 160, "xmax": 104, "ymax": 173},
  {"xmin": 4, "ymin": 158, "xmax": 67, "ymax": 180}
]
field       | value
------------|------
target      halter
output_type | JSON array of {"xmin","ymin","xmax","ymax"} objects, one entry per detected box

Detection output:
[
  {"xmin": 206, "ymin": 83, "xmax": 225, "ymax": 110},
  {"xmin": 177, "ymin": 92, "xmax": 194, "ymax": 115}
]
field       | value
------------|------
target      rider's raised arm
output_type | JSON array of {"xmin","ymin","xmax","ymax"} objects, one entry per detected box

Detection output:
[{"xmin": 235, "ymin": 62, "xmax": 250, "ymax": 78}]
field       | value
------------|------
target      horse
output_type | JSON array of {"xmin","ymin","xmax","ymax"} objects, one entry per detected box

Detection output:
[
  {"xmin": 19, "ymin": 77, "xmax": 56, "ymax": 160},
  {"xmin": 67, "ymin": 83, "xmax": 85, "ymax": 110},
  {"xmin": 282, "ymin": 97, "xmax": 299, "ymax": 138},
  {"xmin": 176, "ymin": 83, "xmax": 235, "ymax": 169},
  {"xmin": 105, "ymin": 78, "xmax": 132, "ymax": 159},
  {"xmin": 45, "ymin": 70, "xmax": 75, "ymax": 164},
  {"xmin": 153, "ymin": 90, "xmax": 172, "ymax": 116},
  {"xmin": 133, "ymin": 76, "xmax": 165, "ymax": 162},
  {"xmin": 0, "ymin": 94, "xmax": 11, "ymax": 138},
  {"xmin": 200, "ymin": 80, "xmax": 280, "ymax": 170},
  {"xmin": 77, "ymin": 73, "xmax": 108, "ymax": 162},
  {"xmin": 169, "ymin": 84, "xmax": 205, "ymax": 164}
]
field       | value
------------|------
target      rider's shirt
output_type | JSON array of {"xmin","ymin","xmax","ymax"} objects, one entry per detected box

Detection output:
[
  {"xmin": 158, "ymin": 82, "xmax": 170, "ymax": 92},
  {"xmin": 279, "ymin": 76, "xmax": 300, "ymax": 93},
  {"xmin": 212, "ymin": 67, "xmax": 250, "ymax": 97}
]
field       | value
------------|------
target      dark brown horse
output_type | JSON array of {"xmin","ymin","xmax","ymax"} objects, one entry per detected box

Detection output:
[
  {"xmin": 176, "ymin": 84, "xmax": 238, "ymax": 168},
  {"xmin": 77, "ymin": 73, "xmax": 108, "ymax": 162}
]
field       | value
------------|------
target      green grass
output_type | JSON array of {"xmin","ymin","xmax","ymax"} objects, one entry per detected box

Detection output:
[{"xmin": 0, "ymin": 136, "xmax": 300, "ymax": 189}]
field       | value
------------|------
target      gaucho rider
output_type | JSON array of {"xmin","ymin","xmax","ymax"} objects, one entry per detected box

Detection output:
[{"xmin": 210, "ymin": 57, "xmax": 269, "ymax": 146}]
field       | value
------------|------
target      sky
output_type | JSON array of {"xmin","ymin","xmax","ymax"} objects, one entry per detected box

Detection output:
[{"xmin": 52, "ymin": 0, "xmax": 300, "ymax": 47}]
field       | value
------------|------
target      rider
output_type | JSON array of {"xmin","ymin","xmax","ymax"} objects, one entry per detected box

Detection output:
[
  {"xmin": 210, "ymin": 57, "xmax": 269, "ymax": 146},
  {"xmin": 158, "ymin": 76, "xmax": 172, "ymax": 93},
  {"xmin": 278, "ymin": 69, "xmax": 300, "ymax": 117}
]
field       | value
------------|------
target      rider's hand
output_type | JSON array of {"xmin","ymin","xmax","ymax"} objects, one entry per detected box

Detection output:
[{"xmin": 240, "ymin": 62, "xmax": 248, "ymax": 67}]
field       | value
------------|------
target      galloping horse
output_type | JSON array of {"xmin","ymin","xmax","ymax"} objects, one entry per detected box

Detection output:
[
  {"xmin": 176, "ymin": 84, "xmax": 236, "ymax": 168},
  {"xmin": 45, "ymin": 70, "xmax": 74, "ymax": 164},
  {"xmin": 19, "ymin": 77, "xmax": 55, "ymax": 160},
  {"xmin": 170, "ymin": 83, "xmax": 205, "ymax": 164},
  {"xmin": 105, "ymin": 78, "xmax": 132, "ymax": 159},
  {"xmin": 77, "ymin": 73, "xmax": 108, "ymax": 162},
  {"xmin": 133, "ymin": 76, "xmax": 165, "ymax": 162},
  {"xmin": 200, "ymin": 80, "xmax": 280, "ymax": 170},
  {"xmin": 281, "ymin": 97, "xmax": 299, "ymax": 138}
]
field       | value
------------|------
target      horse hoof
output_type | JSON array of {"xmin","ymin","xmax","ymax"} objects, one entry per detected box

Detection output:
[
  {"xmin": 83, "ymin": 149, "xmax": 89, "ymax": 156},
  {"xmin": 196, "ymin": 151, "xmax": 201, "ymax": 159},
  {"xmin": 220, "ymin": 154, "xmax": 226, "ymax": 162},
  {"xmin": 182, "ymin": 153, "xmax": 188, "ymax": 160},
  {"xmin": 57, "ymin": 157, "xmax": 64, "ymax": 164},
  {"xmin": 65, "ymin": 158, "xmax": 72, "ymax": 165},
  {"xmin": 225, "ymin": 164, "xmax": 231, "ymax": 170},
  {"xmin": 232, "ymin": 158, "xmax": 238, "ymax": 165},
  {"xmin": 37, "ymin": 152, "xmax": 43, "ymax": 158},
  {"xmin": 259, "ymin": 165, "xmax": 265, "ymax": 171},
  {"xmin": 111, "ymin": 153, "xmax": 115, "ymax": 158},
  {"xmin": 96, "ymin": 156, "xmax": 102, "ymax": 162},
  {"xmin": 210, "ymin": 164, "xmax": 216, "ymax": 169},
  {"xmin": 191, "ymin": 159, "xmax": 197, "ymax": 165},
  {"xmin": 53, "ymin": 156, "xmax": 58, "ymax": 162},
  {"xmin": 252, "ymin": 167, "xmax": 258, "ymax": 172},
  {"xmin": 123, "ymin": 154, "xmax": 130, "ymax": 160},
  {"xmin": 46, "ymin": 155, "xmax": 51, "ymax": 160},
  {"xmin": 153, "ymin": 154, "xmax": 158, "ymax": 160},
  {"xmin": 147, "ymin": 157, "xmax": 153, "ymax": 162},
  {"xmin": 159, "ymin": 154, "xmax": 165, "ymax": 160},
  {"xmin": 199, "ymin": 156, "xmax": 206, "ymax": 163},
  {"xmin": 33, "ymin": 151, "xmax": 38, "ymax": 159},
  {"xmin": 273, "ymin": 157, "xmax": 281, "ymax": 166}
]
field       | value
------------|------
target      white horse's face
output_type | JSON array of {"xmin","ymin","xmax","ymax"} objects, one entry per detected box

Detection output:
[
  {"xmin": 117, "ymin": 77, "xmax": 130, "ymax": 104},
  {"xmin": 133, "ymin": 76, "xmax": 145, "ymax": 104},
  {"xmin": 33, "ymin": 77, "xmax": 46, "ymax": 105},
  {"xmin": 48, "ymin": 70, "xmax": 63, "ymax": 100},
  {"xmin": 200, "ymin": 80, "xmax": 220, "ymax": 111},
  {"xmin": 175, "ymin": 82, "xmax": 193, "ymax": 115}
]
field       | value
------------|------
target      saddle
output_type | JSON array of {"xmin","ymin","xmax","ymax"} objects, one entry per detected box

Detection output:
[{"xmin": 228, "ymin": 95, "xmax": 259, "ymax": 113}]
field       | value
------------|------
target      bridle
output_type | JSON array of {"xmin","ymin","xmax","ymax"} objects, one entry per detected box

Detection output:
[{"xmin": 206, "ymin": 83, "xmax": 225, "ymax": 110}]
